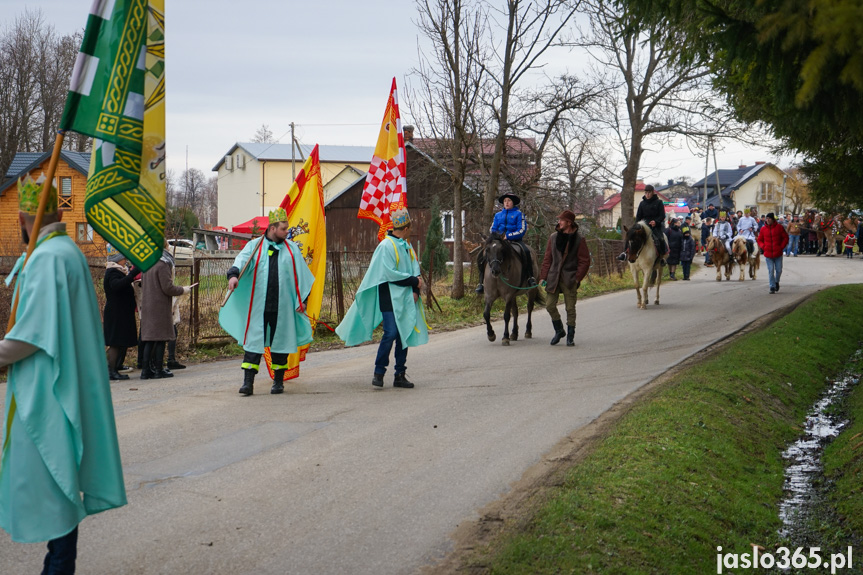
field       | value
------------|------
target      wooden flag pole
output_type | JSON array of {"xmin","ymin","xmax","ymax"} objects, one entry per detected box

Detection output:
[{"xmin": 7, "ymin": 130, "xmax": 67, "ymax": 331}]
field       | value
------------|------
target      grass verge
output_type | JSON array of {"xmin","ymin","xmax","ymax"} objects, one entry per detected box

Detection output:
[{"xmin": 458, "ymin": 284, "xmax": 863, "ymax": 574}]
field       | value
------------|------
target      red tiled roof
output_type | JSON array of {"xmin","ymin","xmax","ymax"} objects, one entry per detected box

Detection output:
[{"xmin": 599, "ymin": 193, "xmax": 621, "ymax": 211}]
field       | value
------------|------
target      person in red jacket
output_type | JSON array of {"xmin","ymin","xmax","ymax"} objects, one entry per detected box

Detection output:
[{"xmin": 757, "ymin": 212, "xmax": 790, "ymax": 294}]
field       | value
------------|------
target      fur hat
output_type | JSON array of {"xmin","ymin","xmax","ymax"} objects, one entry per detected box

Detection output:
[
  {"xmin": 391, "ymin": 208, "xmax": 411, "ymax": 229},
  {"xmin": 497, "ymin": 192, "xmax": 520, "ymax": 206}
]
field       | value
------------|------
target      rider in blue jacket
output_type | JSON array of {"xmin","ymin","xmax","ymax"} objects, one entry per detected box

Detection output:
[{"xmin": 476, "ymin": 193, "xmax": 537, "ymax": 294}]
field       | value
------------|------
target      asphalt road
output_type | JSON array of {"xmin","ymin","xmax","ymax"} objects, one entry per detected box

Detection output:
[{"xmin": 1, "ymin": 255, "xmax": 860, "ymax": 574}]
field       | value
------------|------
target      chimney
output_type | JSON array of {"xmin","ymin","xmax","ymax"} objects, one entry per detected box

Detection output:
[
  {"xmin": 403, "ymin": 125, "xmax": 414, "ymax": 143},
  {"xmin": 754, "ymin": 160, "xmax": 766, "ymax": 165},
  {"xmin": 738, "ymin": 164, "xmax": 747, "ymax": 169},
  {"xmin": 668, "ymin": 179, "xmax": 674, "ymax": 185}
]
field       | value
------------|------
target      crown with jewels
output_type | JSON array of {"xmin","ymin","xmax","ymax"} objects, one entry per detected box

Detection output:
[
  {"xmin": 18, "ymin": 174, "xmax": 58, "ymax": 215},
  {"xmin": 268, "ymin": 207, "xmax": 288, "ymax": 224},
  {"xmin": 391, "ymin": 208, "xmax": 411, "ymax": 229}
]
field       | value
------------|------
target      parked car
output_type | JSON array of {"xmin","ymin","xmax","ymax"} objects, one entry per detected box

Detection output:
[{"xmin": 166, "ymin": 238, "xmax": 195, "ymax": 259}]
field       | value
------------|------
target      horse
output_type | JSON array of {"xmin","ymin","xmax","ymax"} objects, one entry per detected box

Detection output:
[
  {"xmin": 480, "ymin": 234, "xmax": 542, "ymax": 345},
  {"xmin": 812, "ymin": 213, "xmax": 833, "ymax": 256},
  {"xmin": 731, "ymin": 236, "xmax": 760, "ymax": 281},
  {"xmin": 622, "ymin": 221, "xmax": 662, "ymax": 309},
  {"xmin": 705, "ymin": 236, "xmax": 735, "ymax": 281}
]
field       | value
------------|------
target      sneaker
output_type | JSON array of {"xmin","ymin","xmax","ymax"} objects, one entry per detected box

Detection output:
[
  {"xmin": 119, "ymin": 365, "xmax": 133, "ymax": 372},
  {"xmin": 775, "ymin": 282, "xmax": 780, "ymax": 292},
  {"xmin": 769, "ymin": 287, "xmax": 776, "ymax": 294},
  {"xmin": 166, "ymin": 360, "xmax": 186, "ymax": 370}
]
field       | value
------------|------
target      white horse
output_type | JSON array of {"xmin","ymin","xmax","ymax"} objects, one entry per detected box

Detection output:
[{"xmin": 623, "ymin": 221, "xmax": 662, "ymax": 310}]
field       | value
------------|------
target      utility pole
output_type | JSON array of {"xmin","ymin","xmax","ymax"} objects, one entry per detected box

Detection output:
[
  {"xmin": 291, "ymin": 122, "xmax": 296, "ymax": 180},
  {"xmin": 702, "ymin": 137, "xmax": 709, "ymax": 209}
]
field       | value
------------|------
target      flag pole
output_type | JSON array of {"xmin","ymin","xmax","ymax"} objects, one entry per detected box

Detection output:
[{"xmin": 7, "ymin": 130, "xmax": 67, "ymax": 331}]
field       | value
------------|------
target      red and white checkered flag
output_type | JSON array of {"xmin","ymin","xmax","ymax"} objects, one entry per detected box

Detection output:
[{"xmin": 358, "ymin": 78, "xmax": 407, "ymax": 240}]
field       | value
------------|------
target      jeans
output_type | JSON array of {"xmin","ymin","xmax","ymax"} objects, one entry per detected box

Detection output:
[
  {"xmin": 787, "ymin": 235, "xmax": 799, "ymax": 256},
  {"xmin": 765, "ymin": 256, "xmax": 783, "ymax": 289},
  {"xmin": 42, "ymin": 526, "xmax": 78, "ymax": 575},
  {"xmin": 375, "ymin": 311, "xmax": 407, "ymax": 375}
]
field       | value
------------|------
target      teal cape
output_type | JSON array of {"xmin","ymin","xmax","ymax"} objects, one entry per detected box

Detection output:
[
  {"xmin": 219, "ymin": 236, "xmax": 315, "ymax": 354},
  {"xmin": 336, "ymin": 235, "xmax": 429, "ymax": 348},
  {"xmin": 1, "ymin": 231, "xmax": 127, "ymax": 543}
]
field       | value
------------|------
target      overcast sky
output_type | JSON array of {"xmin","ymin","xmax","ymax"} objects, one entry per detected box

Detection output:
[{"xmin": 8, "ymin": 0, "xmax": 793, "ymax": 188}]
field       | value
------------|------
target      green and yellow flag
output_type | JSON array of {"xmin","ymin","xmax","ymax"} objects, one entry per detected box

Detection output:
[{"xmin": 60, "ymin": 0, "xmax": 166, "ymax": 271}]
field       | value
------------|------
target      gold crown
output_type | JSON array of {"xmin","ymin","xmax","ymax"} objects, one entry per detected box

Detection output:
[
  {"xmin": 268, "ymin": 207, "xmax": 288, "ymax": 224},
  {"xmin": 18, "ymin": 174, "xmax": 58, "ymax": 215},
  {"xmin": 391, "ymin": 208, "xmax": 411, "ymax": 229}
]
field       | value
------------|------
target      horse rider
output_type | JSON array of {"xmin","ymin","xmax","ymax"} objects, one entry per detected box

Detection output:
[
  {"xmin": 734, "ymin": 207, "xmax": 759, "ymax": 258},
  {"xmin": 712, "ymin": 211, "xmax": 734, "ymax": 253},
  {"xmin": 475, "ymin": 192, "xmax": 537, "ymax": 294},
  {"xmin": 617, "ymin": 184, "xmax": 668, "ymax": 263}
]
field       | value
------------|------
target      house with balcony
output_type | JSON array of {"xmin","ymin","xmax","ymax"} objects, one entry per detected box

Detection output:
[{"xmin": 691, "ymin": 162, "xmax": 793, "ymax": 214}]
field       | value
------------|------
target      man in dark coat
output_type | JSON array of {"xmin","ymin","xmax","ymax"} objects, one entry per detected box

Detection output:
[
  {"xmin": 665, "ymin": 219, "xmax": 683, "ymax": 279},
  {"xmin": 618, "ymin": 184, "xmax": 668, "ymax": 262},
  {"xmin": 140, "ymin": 249, "xmax": 192, "ymax": 379},
  {"xmin": 702, "ymin": 203, "xmax": 719, "ymax": 221},
  {"xmin": 103, "ymin": 252, "xmax": 139, "ymax": 380},
  {"xmin": 539, "ymin": 210, "xmax": 591, "ymax": 347}
]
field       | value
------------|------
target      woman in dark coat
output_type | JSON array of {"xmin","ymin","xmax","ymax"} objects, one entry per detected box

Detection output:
[
  {"xmin": 140, "ymin": 250, "xmax": 190, "ymax": 379},
  {"xmin": 104, "ymin": 253, "xmax": 139, "ymax": 380},
  {"xmin": 665, "ymin": 219, "xmax": 684, "ymax": 279}
]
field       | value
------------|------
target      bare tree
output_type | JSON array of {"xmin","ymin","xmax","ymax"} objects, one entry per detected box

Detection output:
[
  {"xmin": 479, "ymin": 0, "xmax": 580, "ymax": 223},
  {"xmin": 0, "ymin": 10, "xmax": 41, "ymax": 177},
  {"xmin": 578, "ymin": 0, "xmax": 745, "ymax": 230},
  {"xmin": 251, "ymin": 124, "xmax": 275, "ymax": 144},
  {"xmin": 412, "ymin": 0, "xmax": 488, "ymax": 298}
]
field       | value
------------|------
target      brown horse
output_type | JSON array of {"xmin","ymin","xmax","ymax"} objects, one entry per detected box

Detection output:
[
  {"xmin": 731, "ymin": 236, "xmax": 760, "ymax": 281},
  {"xmin": 812, "ymin": 213, "xmax": 833, "ymax": 256},
  {"xmin": 705, "ymin": 236, "xmax": 735, "ymax": 281},
  {"xmin": 480, "ymin": 234, "xmax": 542, "ymax": 345}
]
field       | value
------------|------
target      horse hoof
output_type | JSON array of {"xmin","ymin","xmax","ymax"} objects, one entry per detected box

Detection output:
[
  {"xmin": 654, "ymin": 301, "xmax": 660, "ymax": 305},
  {"xmin": 502, "ymin": 339, "xmax": 510, "ymax": 346},
  {"xmin": 488, "ymin": 334, "xmax": 496, "ymax": 342},
  {"xmin": 525, "ymin": 332, "xmax": 532, "ymax": 339},
  {"xmin": 511, "ymin": 333, "xmax": 518, "ymax": 341}
]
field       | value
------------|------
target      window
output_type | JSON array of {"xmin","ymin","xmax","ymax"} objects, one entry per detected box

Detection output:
[
  {"xmin": 441, "ymin": 211, "xmax": 454, "ymax": 241},
  {"xmin": 758, "ymin": 182, "xmax": 777, "ymax": 203},
  {"xmin": 76, "ymin": 222, "xmax": 94, "ymax": 243},
  {"xmin": 58, "ymin": 177, "xmax": 72, "ymax": 209}
]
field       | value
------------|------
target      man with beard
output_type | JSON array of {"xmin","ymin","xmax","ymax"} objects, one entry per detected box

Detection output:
[
  {"xmin": 539, "ymin": 210, "xmax": 591, "ymax": 347},
  {"xmin": 220, "ymin": 208, "xmax": 315, "ymax": 396}
]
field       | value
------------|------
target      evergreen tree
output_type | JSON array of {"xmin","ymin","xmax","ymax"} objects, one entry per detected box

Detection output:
[{"xmin": 422, "ymin": 199, "xmax": 449, "ymax": 280}]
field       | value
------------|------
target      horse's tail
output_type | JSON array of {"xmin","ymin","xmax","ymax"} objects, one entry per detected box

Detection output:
[{"xmin": 649, "ymin": 269, "xmax": 658, "ymax": 286}]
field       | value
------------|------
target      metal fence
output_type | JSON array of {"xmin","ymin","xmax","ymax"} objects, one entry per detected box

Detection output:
[{"xmin": 1, "ymin": 239, "xmax": 627, "ymax": 352}]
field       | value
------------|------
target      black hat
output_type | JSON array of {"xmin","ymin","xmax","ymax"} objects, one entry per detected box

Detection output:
[
  {"xmin": 766, "ymin": 212, "xmax": 775, "ymax": 220},
  {"xmin": 497, "ymin": 192, "xmax": 520, "ymax": 206}
]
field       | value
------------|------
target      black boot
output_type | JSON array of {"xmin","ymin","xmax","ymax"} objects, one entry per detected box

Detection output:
[
  {"xmin": 108, "ymin": 367, "xmax": 129, "ymax": 381},
  {"xmin": 167, "ymin": 327, "xmax": 185, "ymax": 369},
  {"xmin": 475, "ymin": 283, "xmax": 484, "ymax": 294},
  {"xmin": 566, "ymin": 325, "xmax": 575, "ymax": 347},
  {"xmin": 239, "ymin": 368, "xmax": 255, "ymax": 396},
  {"xmin": 393, "ymin": 372, "xmax": 415, "ymax": 388},
  {"xmin": 372, "ymin": 373, "xmax": 384, "ymax": 387},
  {"xmin": 549, "ymin": 319, "xmax": 565, "ymax": 345},
  {"xmin": 271, "ymin": 370, "xmax": 285, "ymax": 394},
  {"xmin": 152, "ymin": 342, "xmax": 172, "ymax": 378},
  {"xmin": 140, "ymin": 342, "xmax": 155, "ymax": 379}
]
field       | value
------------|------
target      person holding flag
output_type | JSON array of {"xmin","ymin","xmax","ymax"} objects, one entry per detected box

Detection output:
[
  {"xmin": 266, "ymin": 145, "xmax": 327, "ymax": 383},
  {"xmin": 336, "ymin": 208, "xmax": 429, "ymax": 388},
  {"xmin": 0, "ymin": 177, "xmax": 127, "ymax": 572},
  {"xmin": 219, "ymin": 208, "xmax": 315, "ymax": 396}
]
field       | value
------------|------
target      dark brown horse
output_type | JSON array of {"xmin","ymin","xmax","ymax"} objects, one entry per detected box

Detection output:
[
  {"xmin": 705, "ymin": 236, "xmax": 735, "ymax": 281},
  {"xmin": 480, "ymin": 234, "xmax": 542, "ymax": 345}
]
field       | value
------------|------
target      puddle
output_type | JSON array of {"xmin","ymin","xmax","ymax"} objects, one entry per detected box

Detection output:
[{"xmin": 778, "ymin": 353, "xmax": 861, "ymax": 541}]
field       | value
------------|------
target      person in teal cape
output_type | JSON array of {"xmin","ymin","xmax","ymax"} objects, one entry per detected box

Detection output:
[
  {"xmin": 219, "ymin": 207, "xmax": 315, "ymax": 396},
  {"xmin": 336, "ymin": 208, "xmax": 429, "ymax": 388},
  {"xmin": 0, "ymin": 175, "xmax": 126, "ymax": 572}
]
